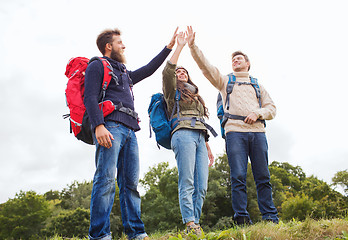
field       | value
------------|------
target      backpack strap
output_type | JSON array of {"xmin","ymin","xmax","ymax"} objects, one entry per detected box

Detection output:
[
  {"xmin": 222, "ymin": 74, "xmax": 265, "ymax": 127},
  {"xmin": 250, "ymin": 76, "xmax": 262, "ymax": 108},
  {"xmin": 169, "ymin": 90, "xmax": 181, "ymax": 121},
  {"xmin": 114, "ymin": 102, "xmax": 139, "ymax": 120},
  {"xmin": 171, "ymin": 90, "xmax": 217, "ymax": 137},
  {"xmin": 88, "ymin": 57, "xmax": 120, "ymax": 116},
  {"xmin": 173, "ymin": 116, "xmax": 218, "ymax": 137},
  {"xmin": 89, "ymin": 57, "xmax": 118, "ymax": 101},
  {"xmin": 225, "ymin": 73, "xmax": 236, "ymax": 110}
]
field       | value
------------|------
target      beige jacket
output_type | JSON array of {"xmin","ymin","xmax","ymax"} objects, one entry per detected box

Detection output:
[{"xmin": 190, "ymin": 44, "xmax": 276, "ymax": 133}]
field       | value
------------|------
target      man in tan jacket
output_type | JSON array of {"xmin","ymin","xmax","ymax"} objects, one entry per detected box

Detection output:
[{"xmin": 186, "ymin": 26, "xmax": 279, "ymax": 225}]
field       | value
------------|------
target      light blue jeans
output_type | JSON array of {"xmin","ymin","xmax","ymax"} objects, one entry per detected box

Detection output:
[
  {"xmin": 89, "ymin": 121, "xmax": 147, "ymax": 240},
  {"xmin": 171, "ymin": 129, "xmax": 209, "ymax": 224}
]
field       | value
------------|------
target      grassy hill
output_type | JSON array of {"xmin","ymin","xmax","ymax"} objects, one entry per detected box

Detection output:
[{"xmin": 50, "ymin": 218, "xmax": 348, "ymax": 240}]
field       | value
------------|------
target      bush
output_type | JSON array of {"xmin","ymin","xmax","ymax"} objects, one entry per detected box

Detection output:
[
  {"xmin": 46, "ymin": 208, "xmax": 89, "ymax": 238},
  {"xmin": 281, "ymin": 194, "xmax": 315, "ymax": 220}
]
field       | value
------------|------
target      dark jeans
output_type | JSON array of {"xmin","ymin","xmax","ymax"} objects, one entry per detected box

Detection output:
[{"xmin": 225, "ymin": 132, "xmax": 278, "ymax": 223}]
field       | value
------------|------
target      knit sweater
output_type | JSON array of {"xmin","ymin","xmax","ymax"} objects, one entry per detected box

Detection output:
[
  {"xmin": 189, "ymin": 44, "xmax": 276, "ymax": 133},
  {"xmin": 162, "ymin": 61, "xmax": 207, "ymax": 134},
  {"xmin": 84, "ymin": 46, "xmax": 171, "ymax": 131}
]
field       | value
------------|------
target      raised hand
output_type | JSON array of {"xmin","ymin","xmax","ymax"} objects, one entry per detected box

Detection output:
[
  {"xmin": 186, "ymin": 26, "xmax": 196, "ymax": 47},
  {"xmin": 177, "ymin": 31, "xmax": 187, "ymax": 47},
  {"xmin": 169, "ymin": 30, "xmax": 187, "ymax": 65},
  {"xmin": 167, "ymin": 27, "xmax": 179, "ymax": 49}
]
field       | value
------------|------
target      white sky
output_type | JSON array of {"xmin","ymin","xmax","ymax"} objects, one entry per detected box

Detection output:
[{"xmin": 0, "ymin": 0, "xmax": 347, "ymax": 203}]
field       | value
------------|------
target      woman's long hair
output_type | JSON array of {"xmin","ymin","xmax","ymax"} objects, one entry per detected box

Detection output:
[{"xmin": 176, "ymin": 69, "xmax": 209, "ymax": 118}]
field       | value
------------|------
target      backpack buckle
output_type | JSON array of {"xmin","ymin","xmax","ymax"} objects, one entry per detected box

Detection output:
[{"xmin": 191, "ymin": 117, "xmax": 199, "ymax": 127}]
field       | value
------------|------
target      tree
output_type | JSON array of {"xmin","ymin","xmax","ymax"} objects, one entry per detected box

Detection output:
[
  {"xmin": 59, "ymin": 180, "xmax": 93, "ymax": 210},
  {"xmin": 140, "ymin": 162, "xmax": 182, "ymax": 233},
  {"xmin": 332, "ymin": 170, "xmax": 348, "ymax": 195},
  {"xmin": 46, "ymin": 207, "xmax": 90, "ymax": 238},
  {"xmin": 201, "ymin": 153, "xmax": 233, "ymax": 230},
  {"xmin": 44, "ymin": 190, "xmax": 60, "ymax": 201},
  {"xmin": 0, "ymin": 191, "xmax": 50, "ymax": 240},
  {"xmin": 269, "ymin": 161, "xmax": 305, "ymax": 211},
  {"xmin": 281, "ymin": 194, "xmax": 315, "ymax": 221}
]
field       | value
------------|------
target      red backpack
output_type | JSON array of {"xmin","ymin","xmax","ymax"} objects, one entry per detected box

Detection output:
[{"xmin": 64, "ymin": 57, "xmax": 116, "ymax": 145}]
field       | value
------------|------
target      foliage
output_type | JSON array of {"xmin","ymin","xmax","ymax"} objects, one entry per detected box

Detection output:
[
  {"xmin": 1, "ymin": 154, "xmax": 347, "ymax": 239},
  {"xmin": 281, "ymin": 193, "xmax": 315, "ymax": 221},
  {"xmin": 150, "ymin": 218, "xmax": 348, "ymax": 240},
  {"xmin": 45, "ymin": 207, "xmax": 89, "ymax": 238},
  {"xmin": 59, "ymin": 180, "xmax": 93, "ymax": 210},
  {"xmin": 47, "ymin": 218, "xmax": 348, "ymax": 240},
  {"xmin": 52, "ymin": 180, "xmax": 123, "ymax": 238},
  {"xmin": 332, "ymin": 170, "xmax": 348, "ymax": 195},
  {"xmin": 140, "ymin": 162, "xmax": 182, "ymax": 232},
  {"xmin": 139, "ymin": 157, "xmax": 348, "ymax": 234},
  {"xmin": 201, "ymin": 153, "xmax": 233, "ymax": 230},
  {"xmin": 0, "ymin": 190, "xmax": 51, "ymax": 240}
]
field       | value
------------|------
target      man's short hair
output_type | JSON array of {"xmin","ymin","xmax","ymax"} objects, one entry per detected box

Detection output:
[
  {"xmin": 96, "ymin": 28, "xmax": 121, "ymax": 55},
  {"xmin": 232, "ymin": 51, "xmax": 250, "ymax": 71}
]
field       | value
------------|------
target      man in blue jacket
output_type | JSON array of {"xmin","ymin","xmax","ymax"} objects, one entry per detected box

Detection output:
[{"xmin": 84, "ymin": 28, "xmax": 177, "ymax": 240}]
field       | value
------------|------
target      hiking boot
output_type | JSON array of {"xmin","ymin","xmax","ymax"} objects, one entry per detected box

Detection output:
[
  {"xmin": 234, "ymin": 216, "xmax": 253, "ymax": 226},
  {"xmin": 186, "ymin": 223, "xmax": 202, "ymax": 236}
]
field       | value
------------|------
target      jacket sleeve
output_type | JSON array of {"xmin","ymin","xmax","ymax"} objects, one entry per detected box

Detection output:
[
  {"xmin": 129, "ymin": 46, "xmax": 172, "ymax": 84},
  {"xmin": 162, "ymin": 61, "xmax": 177, "ymax": 100},
  {"xmin": 253, "ymin": 84, "xmax": 277, "ymax": 120},
  {"xmin": 83, "ymin": 60, "xmax": 105, "ymax": 130},
  {"xmin": 189, "ymin": 44, "xmax": 227, "ymax": 91}
]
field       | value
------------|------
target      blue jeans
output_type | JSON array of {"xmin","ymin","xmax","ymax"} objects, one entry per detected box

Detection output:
[
  {"xmin": 225, "ymin": 132, "xmax": 278, "ymax": 222},
  {"xmin": 89, "ymin": 122, "xmax": 147, "ymax": 240},
  {"xmin": 171, "ymin": 129, "xmax": 209, "ymax": 224}
]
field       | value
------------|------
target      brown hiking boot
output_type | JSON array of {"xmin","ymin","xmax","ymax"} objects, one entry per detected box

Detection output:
[{"xmin": 186, "ymin": 223, "xmax": 202, "ymax": 236}]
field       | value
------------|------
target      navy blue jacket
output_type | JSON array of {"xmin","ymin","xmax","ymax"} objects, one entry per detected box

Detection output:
[{"xmin": 84, "ymin": 46, "xmax": 171, "ymax": 131}]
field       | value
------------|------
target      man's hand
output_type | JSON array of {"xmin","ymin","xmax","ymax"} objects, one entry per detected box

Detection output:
[
  {"xmin": 244, "ymin": 112, "xmax": 258, "ymax": 124},
  {"xmin": 95, "ymin": 124, "xmax": 114, "ymax": 148},
  {"xmin": 186, "ymin": 26, "xmax": 196, "ymax": 47},
  {"xmin": 167, "ymin": 27, "xmax": 178, "ymax": 49}
]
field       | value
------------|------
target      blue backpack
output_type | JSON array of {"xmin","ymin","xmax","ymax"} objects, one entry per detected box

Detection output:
[
  {"xmin": 148, "ymin": 91, "xmax": 181, "ymax": 149},
  {"xmin": 149, "ymin": 90, "xmax": 218, "ymax": 149},
  {"xmin": 217, "ymin": 73, "xmax": 264, "ymax": 139}
]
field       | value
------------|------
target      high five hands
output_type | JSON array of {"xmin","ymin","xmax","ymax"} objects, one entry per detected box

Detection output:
[{"xmin": 168, "ymin": 26, "xmax": 196, "ymax": 50}]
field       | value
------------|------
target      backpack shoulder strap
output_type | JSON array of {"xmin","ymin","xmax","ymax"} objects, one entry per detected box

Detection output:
[
  {"xmin": 250, "ymin": 76, "xmax": 262, "ymax": 108},
  {"xmin": 89, "ymin": 57, "xmax": 118, "ymax": 102},
  {"xmin": 170, "ymin": 90, "xmax": 181, "ymax": 120},
  {"xmin": 89, "ymin": 57, "xmax": 115, "ymax": 90},
  {"xmin": 225, "ymin": 73, "xmax": 236, "ymax": 110}
]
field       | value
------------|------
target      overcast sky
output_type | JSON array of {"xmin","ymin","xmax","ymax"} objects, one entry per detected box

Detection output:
[{"xmin": 0, "ymin": 0, "xmax": 347, "ymax": 203}]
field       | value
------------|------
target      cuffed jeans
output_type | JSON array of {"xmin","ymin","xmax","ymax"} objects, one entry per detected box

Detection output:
[
  {"xmin": 89, "ymin": 122, "xmax": 147, "ymax": 240},
  {"xmin": 171, "ymin": 129, "xmax": 209, "ymax": 224},
  {"xmin": 225, "ymin": 132, "xmax": 278, "ymax": 222}
]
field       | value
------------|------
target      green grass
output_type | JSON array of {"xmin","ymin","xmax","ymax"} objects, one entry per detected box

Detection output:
[{"xmin": 50, "ymin": 218, "xmax": 348, "ymax": 240}]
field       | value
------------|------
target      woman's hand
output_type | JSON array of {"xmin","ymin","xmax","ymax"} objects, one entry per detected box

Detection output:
[
  {"xmin": 206, "ymin": 142, "xmax": 214, "ymax": 167},
  {"xmin": 177, "ymin": 31, "xmax": 187, "ymax": 47}
]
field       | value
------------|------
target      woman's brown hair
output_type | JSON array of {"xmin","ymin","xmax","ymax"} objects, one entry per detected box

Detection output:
[{"xmin": 176, "ymin": 67, "xmax": 209, "ymax": 118}]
